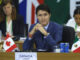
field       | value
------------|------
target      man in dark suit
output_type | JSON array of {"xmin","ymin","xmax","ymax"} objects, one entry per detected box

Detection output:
[{"xmin": 23, "ymin": 4, "xmax": 63, "ymax": 52}]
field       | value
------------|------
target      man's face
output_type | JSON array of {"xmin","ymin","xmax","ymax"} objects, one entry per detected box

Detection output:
[
  {"xmin": 3, "ymin": 3, "xmax": 12, "ymax": 16},
  {"xmin": 37, "ymin": 10, "xmax": 51, "ymax": 26},
  {"xmin": 74, "ymin": 14, "xmax": 80, "ymax": 26}
]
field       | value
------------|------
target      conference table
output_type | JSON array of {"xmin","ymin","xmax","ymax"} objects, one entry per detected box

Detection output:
[
  {"xmin": 0, "ymin": 52, "xmax": 80, "ymax": 60},
  {"xmin": 0, "ymin": 40, "xmax": 80, "ymax": 60}
]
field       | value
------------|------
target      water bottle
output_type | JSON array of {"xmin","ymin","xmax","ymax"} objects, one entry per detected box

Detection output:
[
  {"xmin": 60, "ymin": 43, "xmax": 65, "ymax": 53},
  {"xmin": 0, "ymin": 30, "xmax": 2, "ymax": 42},
  {"xmin": 64, "ymin": 43, "xmax": 69, "ymax": 53}
]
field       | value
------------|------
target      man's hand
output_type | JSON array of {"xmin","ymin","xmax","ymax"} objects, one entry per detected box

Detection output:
[
  {"xmin": 35, "ymin": 23, "xmax": 48, "ymax": 36},
  {"xmin": 29, "ymin": 25, "xmax": 37, "ymax": 35},
  {"xmin": 77, "ymin": 32, "xmax": 80, "ymax": 38},
  {"xmin": 29, "ymin": 23, "xmax": 48, "ymax": 36}
]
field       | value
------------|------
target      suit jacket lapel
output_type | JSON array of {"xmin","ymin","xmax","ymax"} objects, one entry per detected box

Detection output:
[{"xmin": 47, "ymin": 22, "xmax": 51, "ymax": 32}]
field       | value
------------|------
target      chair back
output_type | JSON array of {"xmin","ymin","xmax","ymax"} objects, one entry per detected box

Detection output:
[{"xmin": 62, "ymin": 26, "xmax": 75, "ymax": 48}]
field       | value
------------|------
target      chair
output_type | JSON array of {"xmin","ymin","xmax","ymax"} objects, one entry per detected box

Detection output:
[
  {"xmin": 24, "ymin": 24, "xmax": 28, "ymax": 37},
  {"xmin": 62, "ymin": 26, "xmax": 75, "ymax": 49}
]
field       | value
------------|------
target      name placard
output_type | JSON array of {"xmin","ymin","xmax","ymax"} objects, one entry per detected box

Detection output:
[{"xmin": 15, "ymin": 52, "xmax": 37, "ymax": 60}]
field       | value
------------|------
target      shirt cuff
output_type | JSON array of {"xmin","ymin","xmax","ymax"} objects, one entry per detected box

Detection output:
[{"xmin": 44, "ymin": 33, "xmax": 50, "ymax": 38}]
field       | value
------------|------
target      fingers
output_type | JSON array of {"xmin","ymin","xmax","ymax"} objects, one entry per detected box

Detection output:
[
  {"xmin": 35, "ymin": 24, "xmax": 48, "ymax": 36},
  {"xmin": 29, "ymin": 23, "xmax": 48, "ymax": 36},
  {"xmin": 35, "ymin": 23, "xmax": 43, "ymax": 30},
  {"xmin": 29, "ymin": 24, "xmax": 40, "ymax": 35}
]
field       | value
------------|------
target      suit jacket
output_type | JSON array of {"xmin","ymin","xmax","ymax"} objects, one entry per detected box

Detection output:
[
  {"xmin": 0, "ymin": 14, "xmax": 24, "ymax": 37},
  {"xmin": 23, "ymin": 22, "xmax": 63, "ymax": 51}
]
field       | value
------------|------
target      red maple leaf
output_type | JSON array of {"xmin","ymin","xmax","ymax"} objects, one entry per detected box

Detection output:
[{"xmin": 6, "ymin": 41, "xmax": 11, "ymax": 46}]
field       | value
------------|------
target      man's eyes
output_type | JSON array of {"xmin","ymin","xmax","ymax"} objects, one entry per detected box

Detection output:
[{"xmin": 38, "ymin": 14, "xmax": 47, "ymax": 16}]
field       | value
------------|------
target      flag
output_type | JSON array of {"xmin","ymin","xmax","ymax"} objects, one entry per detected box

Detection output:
[
  {"xmin": 44, "ymin": 0, "xmax": 70, "ymax": 24},
  {"xmin": 71, "ymin": 25, "xmax": 80, "ymax": 53},
  {"xmin": 3, "ymin": 34, "xmax": 17, "ymax": 52},
  {"xmin": 19, "ymin": 0, "xmax": 69, "ymax": 26},
  {"xmin": 19, "ymin": 0, "xmax": 44, "ymax": 28},
  {"xmin": 71, "ymin": 40, "xmax": 80, "ymax": 53},
  {"xmin": 18, "ymin": 0, "xmax": 80, "ymax": 26},
  {"xmin": 71, "ymin": 36, "xmax": 80, "ymax": 53}
]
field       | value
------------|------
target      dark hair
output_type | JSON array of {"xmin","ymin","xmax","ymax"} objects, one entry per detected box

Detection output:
[
  {"xmin": 73, "ymin": 7, "xmax": 80, "ymax": 17},
  {"xmin": 1, "ymin": 0, "xmax": 15, "ymax": 7},
  {"xmin": 36, "ymin": 4, "xmax": 51, "ymax": 15},
  {"xmin": 0, "ymin": 0, "xmax": 16, "ymax": 22}
]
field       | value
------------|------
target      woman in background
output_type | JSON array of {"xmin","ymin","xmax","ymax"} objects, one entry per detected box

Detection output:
[
  {"xmin": 0, "ymin": 0, "xmax": 24, "ymax": 39},
  {"xmin": 66, "ymin": 8, "xmax": 80, "ymax": 41}
]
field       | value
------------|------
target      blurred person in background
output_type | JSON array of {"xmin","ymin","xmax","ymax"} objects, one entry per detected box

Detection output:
[
  {"xmin": 66, "ymin": 8, "xmax": 80, "ymax": 42},
  {"xmin": 0, "ymin": 0, "xmax": 25, "ymax": 40}
]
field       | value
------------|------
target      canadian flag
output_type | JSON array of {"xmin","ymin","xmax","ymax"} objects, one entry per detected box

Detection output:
[{"xmin": 3, "ymin": 34, "xmax": 17, "ymax": 52}]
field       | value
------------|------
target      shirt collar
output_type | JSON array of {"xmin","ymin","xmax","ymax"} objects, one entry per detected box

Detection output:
[{"xmin": 44, "ymin": 23, "xmax": 49, "ymax": 30}]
